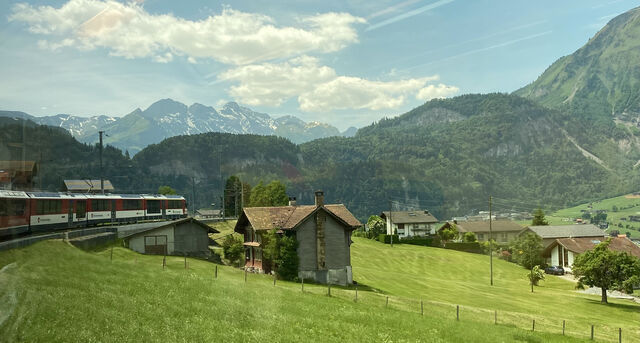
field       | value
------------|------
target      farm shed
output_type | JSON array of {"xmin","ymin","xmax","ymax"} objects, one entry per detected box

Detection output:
[
  {"xmin": 122, "ymin": 217, "xmax": 218, "ymax": 258},
  {"xmin": 234, "ymin": 191, "xmax": 362, "ymax": 286}
]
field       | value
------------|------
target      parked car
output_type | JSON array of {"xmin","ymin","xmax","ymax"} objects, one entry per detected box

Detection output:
[{"xmin": 545, "ymin": 266, "xmax": 565, "ymax": 275}]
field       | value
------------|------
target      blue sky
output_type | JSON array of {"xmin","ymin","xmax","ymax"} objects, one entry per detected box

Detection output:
[{"xmin": 1, "ymin": 0, "xmax": 638, "ymax": 130}]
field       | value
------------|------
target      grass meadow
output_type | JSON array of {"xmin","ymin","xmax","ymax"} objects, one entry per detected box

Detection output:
[{"xmin": 0, "ymin": 236, "xmax": 637, "ymax": 342}]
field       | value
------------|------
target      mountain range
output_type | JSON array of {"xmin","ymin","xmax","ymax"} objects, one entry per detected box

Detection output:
[
  {"xmin": 3, "ymin": 6, "xmax": 640, "ymax": 223},
  {"xmin": 0, "ymin": 100, "xmax": 356, "ymax": 154}
]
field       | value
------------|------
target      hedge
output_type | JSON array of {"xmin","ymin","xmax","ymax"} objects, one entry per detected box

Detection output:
[
  {"xmin": 400, "ymin": 237, "xmax": 433, "ymax": 246},
  {"xmin": 378, "ymin": 234, "xmax": 400, "ymax": 244},
  {"xmin": 443, "ymin": 242, "xmax": 483, "ymax": 254}
]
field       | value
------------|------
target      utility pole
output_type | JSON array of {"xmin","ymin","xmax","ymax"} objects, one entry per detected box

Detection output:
[
  {"xmin": 192, "ymin": 176, "xmax": 196, "ymax": 217},
  {"xmin": 489, "ymin": 195, "xmax": 493, "ymax": 286},
  {"xmin": 389, "ymin": 200, "xmax": 393, "ymax": 247},
  {"xmin": 99, "ymin": 131, "xmax": 104, "ymax": 194}
]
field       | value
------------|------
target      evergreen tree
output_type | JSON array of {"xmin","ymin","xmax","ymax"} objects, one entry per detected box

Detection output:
[
  {"xmin": 532, "ymin": 208, "xmax": 549, "ymax": 226},
  {"xmin": 224, "ymin": 175, "xmax": 243, "ymax": 217}
]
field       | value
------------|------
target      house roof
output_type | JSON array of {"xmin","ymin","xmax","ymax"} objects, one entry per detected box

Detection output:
[
  {"xmin": 454, "ymin": 220, "xmax": 523, "ymax": 233},
  {"xmin": 0, "ymin": 160, "xmax": 37, "ymax": 173},
  {"xmin": 235, "ymin": 204, "xmax": 361, "ymax": 232},
  {"xmin": 542, "ymin": 237, "xmax": 640, "ymax": 258},
  {"xmin": 64, "ymin": 179, "xmax": 114, "ymax": 192},
  {"xmin": 524, "ymin": 224, "xmax": 605, "ymax": 239},
  {"xmin": 196, "ymin": 209, "xmax": 221, "ymax": 216},
  {"xmin": 121, "ymin": 217, "xmax": 218, "ymax": 239},
  {"xmin": 380, "ymin": 210, "xmax": 438, "ymax": 224}
]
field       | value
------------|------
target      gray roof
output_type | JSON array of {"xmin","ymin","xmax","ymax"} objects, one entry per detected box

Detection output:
[
  {"xmin": 119, "ymin": 218, "xmax": 218, "ymax": 238},
  {"xmin": 381, "ymin": 210, "xmax": 438, "ymax": 224},
  {"xmin": 64, "ymin": 179, "xmax": 114, "ymax": 192},
  {"xmin": 524, "ymin": 224, "xmax": 605, "ymax": 239},
  {"xmin": 196, "ymin": 209, "xmax": 221, "ymax": 216}
]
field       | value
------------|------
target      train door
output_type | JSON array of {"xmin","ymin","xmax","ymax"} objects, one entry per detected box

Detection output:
[
  {"xmin": 76, "ymin": 200, "xmax": 86, "ymax": 227},
  {"xmin": 111, "ymin": 199, "xmax": 117, "ymax": 222},
  {"xmin": 67, "ymin": 200, "xmax": 74, "ymax": 228},
  {"xmin": 161, "ymin": 200, "xmax": 167, "ymax": 220}
]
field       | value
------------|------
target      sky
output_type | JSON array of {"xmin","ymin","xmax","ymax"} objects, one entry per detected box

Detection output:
[{"xmin": 1, "ymin": 0, "xmax": 639, "ymax": 130}]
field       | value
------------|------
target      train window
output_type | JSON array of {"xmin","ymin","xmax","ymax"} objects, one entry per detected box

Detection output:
[
  {"xmin": 11, "ymin": 200, "xmax": 26, "ymax": 216},
  {"xmin": 90, "ymin": 199, "xmax": 111, "ymax": 211},
  {"xmin": 36, "ymin": 199, "xmax": 62, "ymax": 215},
  {"xmin": 167, "ymin": 200, "xmax": 182, "ymax": 209},
  {"xmin": 147, "ymin": 200, "xmax": 161, "ymax": 214},
  {"xmin": 76, "ymin": 201, "xmax": 86, "ymax": 218},
  {"xmin": 123, "ymin": 200, "xmax": 142, "ymax": 210}
]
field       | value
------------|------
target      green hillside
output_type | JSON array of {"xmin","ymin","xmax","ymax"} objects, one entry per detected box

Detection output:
[
  {"xmin": 550, "ymin": 193, "xmax": 640, "ymax": 238},
  {"xmin": 1, "ymin": 239, "xmax": 637, "ymax": 342},
  {"xmin": 516, "ymin": 6, "xmax": 640, "ymax": 120}
]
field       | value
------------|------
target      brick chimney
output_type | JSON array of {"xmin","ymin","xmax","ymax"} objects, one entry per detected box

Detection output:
[
  {"xmin": 314, "ymin": 190, "xmax": 324, "ymax": 207},
  {"xmin": 288, "ymin": 196, "xmax": 297, "ymax": 206}
]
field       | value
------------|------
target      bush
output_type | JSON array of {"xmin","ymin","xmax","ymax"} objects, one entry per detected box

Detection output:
[
  {"xmin": 378, "ymin": 234, "xmax": 400, "ymax": 244},
  {"xmin": 443, "ymin": 242, "xmax": 483, "ymax": 254},
  {"xmin": 222, "ymin": 235, "xmax": 244, "ymax": 267},
  {"xmin": 400, "ymin": 237, "xmax": 433, "ymax": 246},
  {"xmin": 528, "ymin": 265, "xmax": 545, "ymax": 286},
  {"xmin": 463, "ymin": 232, "xmax": 477, "ymax": 242},
  {"xmin": 431, "ymin": 235, "xmax": 442, "ymax": 247}
]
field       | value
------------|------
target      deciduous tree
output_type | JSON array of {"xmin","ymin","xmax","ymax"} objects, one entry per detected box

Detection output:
[{"xmin": 572, "ymin": 239, "xmax": 640, "ymax": 304}]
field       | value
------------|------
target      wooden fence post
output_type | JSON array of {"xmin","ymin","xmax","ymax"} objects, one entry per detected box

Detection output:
[
  {"xmin": 456, "ymin": 305, "xmax": 459, "ymax": 321},
  {"xmin": 386, "ymin": 296, "xmax": 389, "ymax": 308},
  {"xmin": 244, "ymin": 269, "xmax": 247, "ymax": 283},
  {"xmin": 301, "ymin": 278, "xmax": 304, "ymax": 292},
  {"xmin": 215, "ymin": 265, "xmax": 218, "ymax": 279},
  {"xmin": 562, "ymin": 320, "xmax": 565, "ymax": 335},
  {"xmin": 532, "ymin": 319, "xmax": 535, "ymax": 331},
  {"xmin": 618, "ymin": 328, "xmax": 621, "ymax": 343},
  {"xmin": 494, "ymin": 310, "xmax": 497, "ymax": 325},
  {"xmin": 328, "ymin": 283, "xmax": 331, "ymax": 296},
  {"xmin": 184, "ymin": 255, "xmax": 187, "ymax": 269},
  {"xmin": 273, "ymin": 273, "xmax": 276, "ymax": 286},
  {"xmin": 591, "ymin": 324, "xmax": 594, "ymax": 340},
  {"xmin": 163, "ymin": 255, "xmax": 166, "ymax": 270},
  {"xmin": 355, "ymin": 285, "xmax": 358, "ymax": 302},
  {"xmin": 421, "ymin": 300, "xmax": 424, "ymax": 316},
  {"xmin": 110, "ymin": 246, "xmax": 113, "ymax": 261}
]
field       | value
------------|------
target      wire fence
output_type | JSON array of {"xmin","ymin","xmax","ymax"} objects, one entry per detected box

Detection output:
[{"xmin": 113, "ymin": 250, "xmax": 635, "ymax": 343}]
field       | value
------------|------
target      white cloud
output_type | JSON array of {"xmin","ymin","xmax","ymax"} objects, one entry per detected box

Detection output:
[
  {"xmin": 416, "ymin": 84, "xmax": 459, "ymax": 101},
  {"xmin": 10, "ymin": 0, "xmax": 365, "ymax": 65},
  {"xmin": 220, "ymin": 57, "xmax": 456, "ymax": 111}
]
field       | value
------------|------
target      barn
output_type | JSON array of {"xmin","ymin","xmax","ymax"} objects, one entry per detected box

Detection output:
[{"xmin": 122, "ymin": 217, "xmax": 218, "ymax": 258}]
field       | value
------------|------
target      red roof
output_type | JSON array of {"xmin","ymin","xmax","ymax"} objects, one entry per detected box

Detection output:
[
  {"xmin": 235, "ymin": 204, "xmax": 361, "ymax": 233},
  {"xmin": 543, "ymin": 237, "xmax": 640, "ymax": 258}
]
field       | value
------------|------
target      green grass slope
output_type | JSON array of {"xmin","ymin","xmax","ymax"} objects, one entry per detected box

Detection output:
[
  {"xmin": 0, "ymin": 240, "xmax": 594, "ymax": 343},
  {"xmin": 352, "ymin": 238, "xmax": 639, "ymax": 342}
]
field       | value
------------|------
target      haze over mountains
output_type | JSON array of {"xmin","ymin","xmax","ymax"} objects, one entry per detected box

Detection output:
[{"xmin": 0, "ymin": 99, "xmax": 355, "ymax": 154}]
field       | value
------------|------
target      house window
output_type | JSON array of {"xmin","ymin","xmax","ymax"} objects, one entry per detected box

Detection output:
[
  {"xmin": 413, "ymin": 224, "xmax": 419, "ymax": 229},
  {"xmin": 477, "ymin": 233, "xmax": 485, "ymax": 241},
  {"xmin": 500, "ymin": 233, "xmax": 508, "ymax": 242}
]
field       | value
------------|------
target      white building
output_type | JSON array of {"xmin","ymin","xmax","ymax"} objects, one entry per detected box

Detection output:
[{"xmin": 380, "ymin": 210, "xmax": 439, "ymax": 238}]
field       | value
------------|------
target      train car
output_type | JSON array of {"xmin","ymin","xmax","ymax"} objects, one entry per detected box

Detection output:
[
  {"xmin": 0, "ymin": 191, "xmax": 188, "ymax": 239},
  {"xmin": 84, "ymin": 193, "xmax": 121, "ymax": 225},
  {"xmin": 0, "ymin": 190, "xmax": 30, "ymax": 238},
  {"xmin": 165, "ymin": 194, "xmax": 187, "ymax": 219},
  {"xmin": 27, "ymin": 192, "xmax": 86, "ymax": 233},
  {"xmin": 142, "ymin": 194, "xmax": 167, "ymax": 220},
  {"xmin": 115, "ymin": 194, "xmax": 145, "ymax": 223}
]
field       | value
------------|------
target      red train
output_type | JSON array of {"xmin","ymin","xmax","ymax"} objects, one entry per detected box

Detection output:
[{"xmin": 0, "ymin": 190, "xmax": 187, "ymax": 238}]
